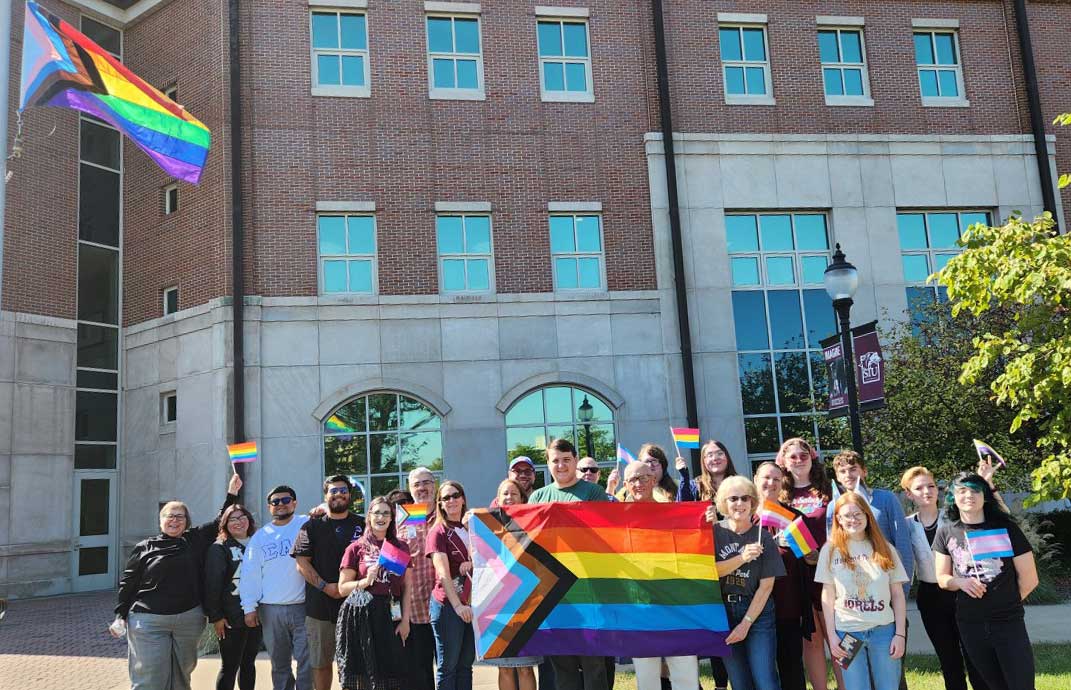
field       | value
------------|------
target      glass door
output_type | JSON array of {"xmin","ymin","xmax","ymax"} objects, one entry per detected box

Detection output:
[{"xmin": 72, "ymin": 471, "xmax": 117, "ymax": 591}]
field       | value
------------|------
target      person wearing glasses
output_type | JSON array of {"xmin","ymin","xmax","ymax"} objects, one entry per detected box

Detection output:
[
  {"xmin": 402, "ymin": 467, "xmax": 440, "ymax": 690},
  {"xmin": 606, "ymin": 444, "xmax": 677, "ymax": 502},
  {"xmin": 816, "ymin": 492, "xmax": 909, "ymax": 690},
  {"xmin": 336, "ymin": 496, "xmax": 412, "ymax": 689},
  {"xmin": 205, "ymin": 503, "xmax": 261, "ymax": 690},
  {"xmin": 427, "ymin": 480, "xmax": 476, "ymax": 690},
  {"xmin": 113, "ymin": 472, "xmax": 242, "ymax": 690},
  {"xmin": 707, "ymin": 476, "xmax": 785, "ymax": 690},
  {"xmin": 675, "ymin": 439, "xmax": 738, "ymax": 503},
  {"xmin": 291, "ymin": 476, "xmax": 366, "ymax": 690},
  {"xmin": 239, "ymin": 485, "xmax": 313, "ymax": 690}
]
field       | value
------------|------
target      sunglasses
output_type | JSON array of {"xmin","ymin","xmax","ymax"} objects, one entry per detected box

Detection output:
[
  {"xmin": 327, "ymin": 487, "xmax": 350, "ymax": 495},
  {"xmin": 269, "ymin": 497, "xmax": 294, "ymax": 506},
  {"xmin": 726, "ymin": 495, "xmax": 752, "ymax": 503},
  {"xmin": 579, "ymin": 467, "xmax": 600, "ymax": 474},
  {"xmin": 440, "ymin": 493, "xmax": 463, "ymax": 502}
]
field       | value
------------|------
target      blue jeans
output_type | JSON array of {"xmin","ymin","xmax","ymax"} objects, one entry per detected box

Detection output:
[
  {"xmin": 430, "ymin": 598, "xmax": 475, "ymax": 690},
  {"xmin": 836, "ymin": 623, "xmax": 901, "ymax": 690},
  {"xmin": 723, "ymin": 598, "xmax": 781, "ymax": 690}
]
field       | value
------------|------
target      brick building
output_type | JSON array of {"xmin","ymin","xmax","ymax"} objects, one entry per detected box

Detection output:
[{"xmin": 0, "ymin": 0, "xmax": 1067, "ymax": 597}]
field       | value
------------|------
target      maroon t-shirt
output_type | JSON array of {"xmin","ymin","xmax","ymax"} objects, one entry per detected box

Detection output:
[
  {"xmin": 787, "ymin": 485, "xmax": 828, "ymax": 518},
  {"xmin": 785, "ymin": 486, "xmax": 830, "ymax": 609},
  {"xmin": 340, "ymin": 534, "xmax": 406, "ymax": 598},
  {"xmin": 764, "ymin": 503, "xmax": 819, "ymax": 622},
  {"xmin": 424, "ymin": 520, "xmax": 471, "ymax": 605}
]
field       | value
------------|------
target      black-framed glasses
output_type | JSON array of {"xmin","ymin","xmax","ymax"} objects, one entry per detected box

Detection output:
[
  {"xmin": 579, "ymin": 467, "xmax": 600, "ymax": 474},
  {"xmin": 327, "ymin": 487, "xmax": 350, "ymax": 495},
  {"xmin": 726, "ymin": 495, "xmax": 752, "ymax": 503},
  {"xmin": 440, "ymin": 493, "xmax": 463, "ymax": 502},
  {"xmin": 226, "ymin": 514, "xmax": 249, "ymax": 523},
  {"xmin": 269, "ymin": 497, "xmax": 294, "ymax": 506}
]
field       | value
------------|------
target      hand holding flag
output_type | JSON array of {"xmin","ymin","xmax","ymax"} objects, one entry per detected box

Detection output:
[
  {"xmin": 973, "ymin": 439, "xmax": 1006, "ymax": 469},
  {"xmin": 378, "ymin": 539, "xmax": 412, "ymax": 577},
  {"xmin": 227, "ymin": 441, "xmax": 257, "ymax": 464}
]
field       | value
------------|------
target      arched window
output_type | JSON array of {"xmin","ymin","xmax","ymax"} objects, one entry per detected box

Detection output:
[
  {"xmin": 323, "ymin": 392, "xmax": 443, "ymax": 510},
  {"xmin": 505, "ymin": 385, "xmax": 616, "ymax": 490}
]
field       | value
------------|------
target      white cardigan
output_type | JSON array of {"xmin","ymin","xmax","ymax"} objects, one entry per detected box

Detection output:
[{"xmin": 906, "ymin": 512, "xmax": 947, "ymax": 584}]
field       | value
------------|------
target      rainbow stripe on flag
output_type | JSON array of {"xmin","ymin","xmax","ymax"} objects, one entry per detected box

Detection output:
[
  {"xmin": 759, "ymin": 500, "xmax": 796, "ymax": 531},
  {"xmin": 19, "ymin": 1, "xmax": 211, "ymax": 183},
  {"xmin": 396, "ymin": 503, "xmax": 429, "ymax": 527},
  {"xmin": 784, "ymin": 516, "xmax": 819, "ymax": 558},
  {"xmin": 470, "ymin": 502, "xmax": 729, "ymax": 659},
  {"xmin": 967, "ymin": 528, "xmax": 1015, "ymax": 560},
  {"xmin": 377, "ymin": 539, "xmax": 412, "ymax": 576},
  {"xmin": 227, "ymin": 441, "xmax": 257, "ymax": 464},
  {"xmin": 670, "ymin": 427, "xmax": 700, "ymax": 450},
  {"xmin": 325, "ymin": 414, "xmax": 355, "ymax": 434}
]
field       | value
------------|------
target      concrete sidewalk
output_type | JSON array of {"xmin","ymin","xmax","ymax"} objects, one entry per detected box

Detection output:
[{"xmin": 3, "ymin": 591, "xmax": 1071, "ymax": 690}]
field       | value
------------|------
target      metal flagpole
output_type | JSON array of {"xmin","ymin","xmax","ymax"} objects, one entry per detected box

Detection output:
[{"xmin": 0, "ymin": 0, "xmax": 13, "ymax": 310}]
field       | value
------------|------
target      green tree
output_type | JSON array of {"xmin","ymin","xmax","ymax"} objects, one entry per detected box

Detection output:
[{"xmin": 935, "ymin": 212, "xmax": 1071, "ymax": 505}]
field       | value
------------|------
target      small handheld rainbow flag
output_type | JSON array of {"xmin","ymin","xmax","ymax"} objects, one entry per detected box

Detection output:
[
  {"xmin": 378, "ymin": 539, "xmax": 412, "ymax": 576},
  {"xmin": 967, "ymin": 528, "xmax": 1015, "ymax": 560},
  {"xmin": 758, "ymin": 500, "xmax": 796, "ymax": 531},
  {"xmin": 396, "ymin": 503, "xmax": 429, "ymax": 527},
  {"xmin": 227, "ymin": 441, "xmax": 257, "ymax": 464},
  {"xmin": 973, "ymin": 439, "xmax": 1006, "ymax": 468},
  {"xmin": 783, "ymin": 517, "xmax": 819, "ymax": 558},
  {"xmin": 670, "ymin": 427, "xmax": 700, "ymax": 450}
]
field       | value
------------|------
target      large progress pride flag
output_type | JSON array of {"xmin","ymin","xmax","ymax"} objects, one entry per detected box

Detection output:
[{"xmin": 470, "ymin": 502, "xmax": 729, "ymax": 660}]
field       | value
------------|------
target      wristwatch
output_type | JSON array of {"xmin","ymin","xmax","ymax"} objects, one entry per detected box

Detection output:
[
  {"xmin": 743, "ymin": 614, "xmax": 754, "ymax": 624},
  {"xmin": 316, "ymin": 579, "xmax": 327, "ymax": 591}
]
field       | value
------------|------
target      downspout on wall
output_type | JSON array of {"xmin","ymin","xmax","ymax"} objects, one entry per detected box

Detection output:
[
  {"xmin": 1011, "ymin": 0, "xmax": 1058, "ymax": 220},
  {"xmin": 228, "ymin": 0, "xmax": 247, "ymax": 491}
]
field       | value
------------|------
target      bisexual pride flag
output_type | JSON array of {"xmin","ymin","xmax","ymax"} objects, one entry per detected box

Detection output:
[
  {"xmin": 377, "ymin": 539, "xmax": 412, "ymax": 576},
  {"xmin": 967, "ymin": 528, "xmax": 1015, "ymax": 560},
  {"xmin": 670, "ymin": 427, "xmax": 701, "ymax": 450},
  {"xmin": 470, "ymin": 502, "xmax": 729, "ymax": 660}
]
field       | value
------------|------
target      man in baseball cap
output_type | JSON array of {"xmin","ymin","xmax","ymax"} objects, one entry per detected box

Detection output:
[{"xmin": 508, "ymin": 456, "xmax": 537, "ymax": 498}]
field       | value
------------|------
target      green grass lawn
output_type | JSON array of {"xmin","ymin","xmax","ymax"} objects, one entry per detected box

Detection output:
[{"xmin": 609, "ymin": 643, "xmax": 1071, "ymax": 690}]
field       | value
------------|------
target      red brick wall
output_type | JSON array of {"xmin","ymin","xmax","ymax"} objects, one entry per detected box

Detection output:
[
  {"xmin": 121, "ymin": 0, "xmax": 230, "ymax": 325},
  {"xmin": 1, "ymin": 1, "xmax": 81, "ymax": 319},
  {"xmin": 1026, "ymin": 0, "xmax": 1071, "ymax": 229}
]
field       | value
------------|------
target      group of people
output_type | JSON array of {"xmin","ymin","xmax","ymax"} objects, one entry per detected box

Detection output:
[{"xmin": 112, "ymin": 435, "xmax": 1040, "ymax": 690}]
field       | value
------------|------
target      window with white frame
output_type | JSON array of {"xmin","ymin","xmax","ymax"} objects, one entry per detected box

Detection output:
[
  {"xmin": 426, "ymin": 14, "xmax": 483, "ymax": 98},
  {"xmin": 914, "ymin": 30, "xmax": 964, "ymax": 101},
  {"xmin": 897, "ymin": 210, "xmax": 989, "ymax": 324},
  {"xmin": 164, "ymin": 184, "xmax": 178, "ymax": 215},
  {"xmin": 163, "ymin": 286, "xmax": 178, "ymax": 315},
  {"xmin": 311, "ymin": 10, "xmax": 369, "ymax": 93},
  {"xmin": 537, "ymin": 19, "xmax": 593, "ymax": 101},
  {"xmin": 726, "ymin": 212, "xmax": 846, "ymax": 467},
  {"xmin": 318, "ymin": 214, "xmax": 377, "ymax": 294},
  {"xmin": 437, "ymin": 214, "xmax": 493, "ymax": 293},
  {"xmin": 550, "ymin": 214, "xmax": 603, "ymax": 290},
  {"xmin": 162, "ymin": 85, "xmax": 177, "ymax": 102},
  {"xmin": 161, "ymin": 391, "xmax": 177, "ymax": 425},
  {"xmin": 818, "ymin": 28, "xmax": 870, "ymax": 102},
  {"xmin": 718, "ymin": 24, "xmax": 772, "ymax": 101}
]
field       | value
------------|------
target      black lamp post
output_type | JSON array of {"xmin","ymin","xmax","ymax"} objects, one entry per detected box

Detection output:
[
  {"xmin": 577, "ymin": 395, "xmax": 596, "ymax": 459},
  {"xmin": 823, "ymin": 244, "xmax": 864, "ymax": 457}
]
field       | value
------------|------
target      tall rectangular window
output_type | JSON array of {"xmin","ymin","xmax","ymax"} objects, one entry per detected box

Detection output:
[
  {"xmin": 437, "ymin": 215, "xmax": 493, "ymax": 293},
  {"xmin": 718, "ymin": 25, "xmax": 772, "ymax": 102},
  {"xmin": 318, "ymin": 214, "xmax": 377, "ymax": 294},
  {"xmin": 898, "ymin": 210, "xmax": 989, "ymax": 324},
  {"xmin": 311, "ymin": 11, "xmax": 369, "ymax": 95},
  {"xmin": 426, "ymin": 14, "xmax": 484, "ymax": 99},
  {"xmin": 163, "ymin": 286, "xmax": 179, "ymax": 316},
  {"xmin": 727, "ymin": 213, "xmax": 844, "ymax": 467},
  {"xmin": 818, "ymin": 28, "xmax": 871, "ymax": 104},
  {"xmin": 537, "ymin": 19, "xmax": 593, "ymax": 102},
  {"xmin": 550, "ymin": 214, "xmax": 603, "ymax": 290},
  {"xmin": 914, "ymin": 30, "xmax": 965, "ymax": 103},
  {"xmin": 164, "ymin": 184, "xmax": 178, "ymax": 215}
]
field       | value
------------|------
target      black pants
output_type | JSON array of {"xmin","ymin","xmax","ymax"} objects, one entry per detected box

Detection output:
[
  {"xmin": 958, "ymin": 616, "xmax": 1035, "ymax": 690},
  {"xmin": 404, "ymin": 622, "xmax": 437, "ymax": 690},
  {"xmin": 916, "ymin": 582, "xmax": 990, "ymax": 690},
  {"xmin": 539, "ymin": 658, "xmax": 557, "ymax": 690},
  {"xmin": 702, "ymin": 656, "xmax": 729, "ymax": 688},
  {"xmin": 773, "ymin": 620, "xmax": 806, "ymax": 690},
  {"xmin": 216, "ymin": 624, "xmax": 262, "ymax": 690},
  {"xmin": 550, "ymin": 655, "xmax": 610, "ymax": 690}
]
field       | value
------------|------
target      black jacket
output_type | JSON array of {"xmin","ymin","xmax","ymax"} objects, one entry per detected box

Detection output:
[
  {"xmin": 115, "ymin": 493, "xmax": 237, "ymax": 619},
  {"xmin": 204, "ymin": 536, "xmax": 248, "ymax": 627}
]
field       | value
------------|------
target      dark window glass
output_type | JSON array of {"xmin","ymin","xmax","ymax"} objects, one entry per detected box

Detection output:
[
  {"xmin": 802, "ymin": 289, "xmax": 836, "ymax": 347},
  {"xmin": 80, "ymin": 478, "xmax": 110, "ymax": 536},
  {"xmin": 166, "ymin": 186, "xmax": 178, "ymax": 214},
  {"xmin": 767, "ymin": 290, "xmax": 805, "ymax": 350},
  {"xmin": 739, "ymin": 353, "xmax": 774, "ymax": 415},
  {"xmin": 80, "ymin": 121, "xmax": 120, "ymax": 169},
  {"xmin": 78, "ymin": 546, "xmax": 110, "ymax": 576},
  {"xmin": 81, "ymin": 16, "xmax": 121, "ymax": 57},
  {"xmin": 78, "ymin": 244, "xmax": 119, "ymax": 324},
  {"xmin": 79, "ymin": 164, "xmax": 120, "ymax": 246},
  {"xmin": 77, "ymin": 370, "xmax": 118, "ymax": 389},
  {"xmin": 369, "ymin": 433, "xmax": 398, "ymax": 473},
  {"xmin": 164, "ymin": 288, "xmax": 178, "ymax": 315},
  {"xmin": 165, "ymin": 394, "xmax": 177, "ymax": 423},
  {"xmin": 77, "ymin": 324, "xmax": 118, "ymax": 369},
  {"xmin": 367, "ymin": 393, "xmax": 398, "ymax": 431},
  {"xmin": 732, "ymin": 291, "xmax": 769, "ymax": 350},
  {"xmin": 75, "ymin": 391, "xmax": 118, "ymax": 442},
  {"xmin": 775, "ymin": 352, "xmax": 812, "ymax": 413},
  {"xmin": 325, "ymin": 397, "xmax": 366, "ymax": 434},
  {"xmin": 325, "ymin": 435, "xmax": 368, "ymax": 474},
  {"xmin": 781, "ymin": 415, "xmax": 816, "ymax": 443},
  {"xmin": 744, "ymin": 417, "xmax": 779, "ymax": 454},
  {"xmin": 75, "ymin": 444, "xmax": 117, "ymax": 470}
]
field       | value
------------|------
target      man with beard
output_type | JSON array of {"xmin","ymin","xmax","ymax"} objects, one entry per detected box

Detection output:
[
  {"xmin": 241, "ymin": 486, "xmax": 312, "ymax": 690},
  {"xmin": 291, "ymin": 476, "xmax": 365, "ymax": 690},
  {"xmin": 401, "ymin": 467, "xmax": 439, "ymax": 690},
  {"xmin": 490, "ymin": 456, "xmax": 538, "ymax": 507}
]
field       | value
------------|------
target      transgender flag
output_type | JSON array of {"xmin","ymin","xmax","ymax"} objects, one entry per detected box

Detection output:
[{"xmin": 967, "ymin": 528, "xmax": 1015, "ymax": 560}]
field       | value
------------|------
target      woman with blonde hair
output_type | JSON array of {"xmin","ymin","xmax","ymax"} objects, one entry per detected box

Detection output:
[{"xmin": 816, "ymin": 493, "xmax": 909, "ymax": 690}]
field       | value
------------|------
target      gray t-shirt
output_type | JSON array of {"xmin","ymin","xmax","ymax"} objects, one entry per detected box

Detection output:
[{"xmin": 714, "ymin": 521, "xmax": 786, "ymax": 596}]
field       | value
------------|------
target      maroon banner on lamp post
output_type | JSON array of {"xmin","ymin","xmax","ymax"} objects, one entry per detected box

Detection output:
[{"xmin": 820, "ymin": 320, "xmax": 886, "ymax": 419}]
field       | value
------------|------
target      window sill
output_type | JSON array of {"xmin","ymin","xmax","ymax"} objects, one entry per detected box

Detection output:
[
  {"xmin": 554, "ymin": 287, "xmax": 607, "ymax": 295},
  {"xmin": 312, "ymin": 86, "xmax": 371, "ymax": 98},
  {"xmin": 160, "ymin": 422, "xmax": 176, "ymax": 434},
  {"xmin": 725, "ymin": 95, "xmax": 776, "ymax": 106},
  {"xmin": 429, "ymin": 88, "xmax": 486, "ymax": 101},
  {"xmin": 540, "ymin": 91, "xmax": 595, "ymax": 103},
  {"xmin": 921, "ymin": 97, "xmax": 970, "ymax": 108},
  {"xmin": 825, "ymin": 96, "xmax": 874, "ymax": 107},
  {"xmin": 441, "ymin": 291, "xmax": 497, "ymax": 300}
]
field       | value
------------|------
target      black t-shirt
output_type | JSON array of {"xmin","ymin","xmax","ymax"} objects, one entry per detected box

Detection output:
[
  {"xmin": 290, "ymin": 513, "xmax": 365, "ymax": 622},
  {"xmin": 932, "ymin": 518, "xmax": 1032, "ymax": 622}
]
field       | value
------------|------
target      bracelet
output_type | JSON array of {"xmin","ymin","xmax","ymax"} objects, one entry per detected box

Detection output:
[
  {"xmin": 894, "ymin": 633, "xmax": 906, "ymax": 640},
  {"xmin": 743, "ymin": 614, "xmax": 754, "ymax": 624},
  {"xmin": 316, "ymin": 579, "xmax": 327, "ymax": 591}
]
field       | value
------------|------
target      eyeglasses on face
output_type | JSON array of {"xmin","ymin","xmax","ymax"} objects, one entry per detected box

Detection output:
[
  {"xmin": 626, "ymin": 476, "xmax": 651, "ymax": 484},
  {"xmin": 579, "ymin": 467, "xmax": 600, "ymax": 474},
  {"xmin": 163, "ymin": 513, "xmax": 187, "ymax": 521},
  {"xmin": 269, "ymin": 496, "xmax": 294, "ymax": 506},
  {"xmin": 511, "ymin": 468, "xmax": 535, "ymax": 476},
  {"xmin": 726, "ymin": 495, "xmax": 752, "ymax": 503},
  {"xmin": 226, "ymin": 515, "xmax": 249, "ymax": 523},
  {"xmin": 838, "ymin": 511, "xmax": 865, "ymax": 523},
  {"xmin": 327, "ymin": 487, "xmax": 350, "ymax": 495},
  {"xmin": 369, "ymin": 510, "xmax": 393, "ymax": 518},
  {"xmin": 440, "ymin": 492, "xmax": 463, "ymax": 502}
]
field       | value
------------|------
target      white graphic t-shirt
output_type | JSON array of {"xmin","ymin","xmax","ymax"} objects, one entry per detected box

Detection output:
[{"xmin": 815, "ymin": 538, "xmax": 908, "ymax": 632}]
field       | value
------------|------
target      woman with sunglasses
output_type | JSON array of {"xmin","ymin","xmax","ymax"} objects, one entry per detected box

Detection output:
[
  {"xmin": 204, "ymin": 503, "xmax": 260, "ymax": 690},
  {"xmin": 114, "ymin": 473, "xmax": 242, "ymax": 690},
  {"xmin": 707, "ymin": 476, "xmax": 784, "ymax": 690},
  {"xmin": 336, "ymin": 496, "xmax": 412, "ymax": 690},
  {"xmin": 816, "ymin": 493, "xmax": 909, "ymax": 690},
  {"xmin": 427, "ymin": 480, "xmax": 475, "ymax": 690},
  {"xmin": 933, "ymin": 473, "xmax": 1038, "ymax": 690}
]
